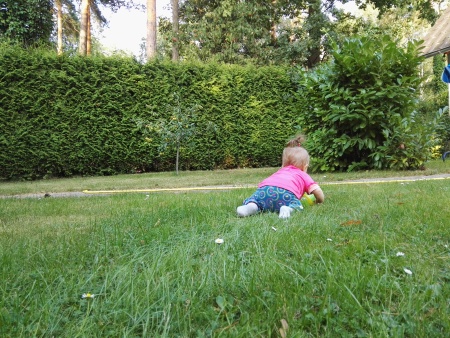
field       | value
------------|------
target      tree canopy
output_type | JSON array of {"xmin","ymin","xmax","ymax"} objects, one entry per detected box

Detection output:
[
  {"xmin": 155, "ymin": 0, "xmax": 447, "ymax": 67},
  {"xmin": 0, "ymin": 0, "xmax": 53, "ymax": 46},
  {"xmin": 1, "ymin": 0, "xmax": 448, "ymax": 63}
]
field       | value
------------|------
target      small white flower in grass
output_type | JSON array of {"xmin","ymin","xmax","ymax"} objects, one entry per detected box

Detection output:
[
  {"xmin": 396, "ymin": 252, "xmax": 405, "ymax": 257},
  {"xmin": 215, "ymin": 238, "xmax": 224, "ymax": 244},
  {"xmin": 403, "ymin": 268, "xmax": 413, "ymax": 275},
  {"xmin": 81, "ymin": 293, "xmax": 95, "ymax": 299}
]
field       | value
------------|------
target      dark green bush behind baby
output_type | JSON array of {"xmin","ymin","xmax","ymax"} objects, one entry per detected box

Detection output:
[{"xmin": 296, "ymin": 36, "xmax": 427, "ymax": 171}]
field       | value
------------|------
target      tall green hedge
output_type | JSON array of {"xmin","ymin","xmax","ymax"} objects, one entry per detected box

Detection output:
[
  {"xmin": 1, "ymin": 38, "xmax": 436, "ymax": 180},
  {"xmin": 0, "ymin": 45, "xmax": 299, "ymax": 179}
]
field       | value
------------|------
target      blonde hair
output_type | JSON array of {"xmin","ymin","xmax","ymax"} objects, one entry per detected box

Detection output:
[
  {"xmin": 286, "ymin": 134, "xmax": 305, "ymax": 148},
  {"xmin": 282, "ymin": 134, "xmax": 309, "ymax": 170}
]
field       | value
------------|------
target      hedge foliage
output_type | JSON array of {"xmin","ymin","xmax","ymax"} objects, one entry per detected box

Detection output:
[
  {"xmin": 1, "ymin": 37, "xmax": 442, "ymax": 180},
  {"xmin": 0, "ymin": 45, "xmax": 299, "ymax": 179}
]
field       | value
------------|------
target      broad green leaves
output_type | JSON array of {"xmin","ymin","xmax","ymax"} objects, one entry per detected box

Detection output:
[{"xmin": 296, "ymin": 35, "xmax": 427, "ymax": 171}]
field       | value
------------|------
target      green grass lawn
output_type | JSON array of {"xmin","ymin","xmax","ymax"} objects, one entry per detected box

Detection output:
[
  {"xmin": 1, "ymin": 159, "xmax": 449, "ymax": 196},
  {"xmin": 1, "ymin": 160, "xmax": 449, "ymax": 336}
]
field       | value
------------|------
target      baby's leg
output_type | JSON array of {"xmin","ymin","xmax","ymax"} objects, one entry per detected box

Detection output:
[{"xmin": 237, "ymin": 203, "xmax": 259, "ymax": 217}]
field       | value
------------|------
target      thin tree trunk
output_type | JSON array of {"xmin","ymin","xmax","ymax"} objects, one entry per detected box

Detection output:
[
  {"xmin": 79, "ymin": 0, "xmax": 89, "ymax": 55},
  {"xmin": 147, "ymin": 0, "xmax": 157, "ymax": 60},
  {"xmin": 56, "ymin": 0, "xmax": 63, "ymax": 55},
  {"xmin": 176, "ymin": 143, "xmax": 179, "ymax": 174},
  {"xmin": 172, "ymin": 0, "xmax": 179, "ymax": 61},
  {"xmin": 306, "ymin": 1, "xmax": 321, "ymax": 68}
]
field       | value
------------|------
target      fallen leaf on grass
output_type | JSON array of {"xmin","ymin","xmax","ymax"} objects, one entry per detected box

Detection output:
[
  {"xmin": 336, "ymin": 239, "xmax": 352, "ymax": 246},
  {"xmin": 340, "ymin": 220, "xmax": 362, "ymax": 226}
]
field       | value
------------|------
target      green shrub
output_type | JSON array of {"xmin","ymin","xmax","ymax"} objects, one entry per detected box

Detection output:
[
  {"xmin": 416, "ymin": 55, "xmax": 450, "ymax": 157},
  {"xmin": 435, "ymin": 111, "xmax": 450, "ymax": 154},
  {"xmin": 295, "ymin": 35, "xmax": 426, "ymax": 171}
]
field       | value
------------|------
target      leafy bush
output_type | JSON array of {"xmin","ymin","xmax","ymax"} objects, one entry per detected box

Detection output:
[
  {"xmin": 416, "ymin": 55, "xmax": 450, "ymax": 158},
  {"xmin": 435, "ymin": 111, "xmax": 450, "ymax": 154},
  {"xmin": 295, "ymin": 35, "xmax": 426, "ymax": 171}
]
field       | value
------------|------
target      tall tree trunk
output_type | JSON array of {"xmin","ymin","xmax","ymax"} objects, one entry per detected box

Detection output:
[
  {"xmin": 87, "ymin": 9, "xmax": 91, "ymax": 55},
  {"xmin": 56, "ymin": 0, "xmax": 63, "ymax": 55},
  {"xmin": 172, "ymin": 0, "xmax": 179, "ymax": 61},
  {"xmin": 147, "ymin": 0, "xmax": 157, "ymax": 60},
  {"xmin": 79, "ymin": 0, "xmax": 89, "ymax": 55},
  {"xmin": 306, "ymin": 1, "xmax": 322, "ymax": 69},
  {"xmin": 270, "ymin": 0, "xmax": 277, "ymax": 45}
]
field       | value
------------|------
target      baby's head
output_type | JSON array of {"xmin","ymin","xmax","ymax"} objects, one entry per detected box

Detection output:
[{"xmin": 282, "ymin": 134, "xmax": 310, "ymax": 171}]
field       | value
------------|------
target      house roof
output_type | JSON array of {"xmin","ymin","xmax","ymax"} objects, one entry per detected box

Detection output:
[{"xmin": 421, "ymin": 6, "xmax": 450, "ymax": 58}]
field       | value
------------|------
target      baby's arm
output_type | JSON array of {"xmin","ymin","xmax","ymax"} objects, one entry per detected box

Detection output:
[{"xmin": 311, "ymin": 187, "xmax": 325, "ymax": 203}]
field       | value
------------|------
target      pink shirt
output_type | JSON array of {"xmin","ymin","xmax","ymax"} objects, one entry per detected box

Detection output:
[{"xmin": 258, "ymin": 165, "xmax": 319, "ymax": 199}]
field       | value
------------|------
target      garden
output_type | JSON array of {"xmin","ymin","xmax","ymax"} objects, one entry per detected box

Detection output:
[{"xmin": 1, "ymin": 8, "xmax": 450, "ymax": 335}]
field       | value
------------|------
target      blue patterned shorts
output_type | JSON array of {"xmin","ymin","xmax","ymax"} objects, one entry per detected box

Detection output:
[{"xmin": 243, "ymin": 186, "xmax": 303, "ymax": 213}]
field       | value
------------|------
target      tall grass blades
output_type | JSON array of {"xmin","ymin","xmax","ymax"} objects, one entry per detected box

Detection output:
[{"xmin": 0, "ymin": 179, "xmax": 449, "ymax": 336}]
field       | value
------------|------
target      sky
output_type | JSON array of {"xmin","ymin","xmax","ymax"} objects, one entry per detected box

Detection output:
[{"xmin": 99, "ymin": 0, "xmax": 171, "ymax": 56}]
